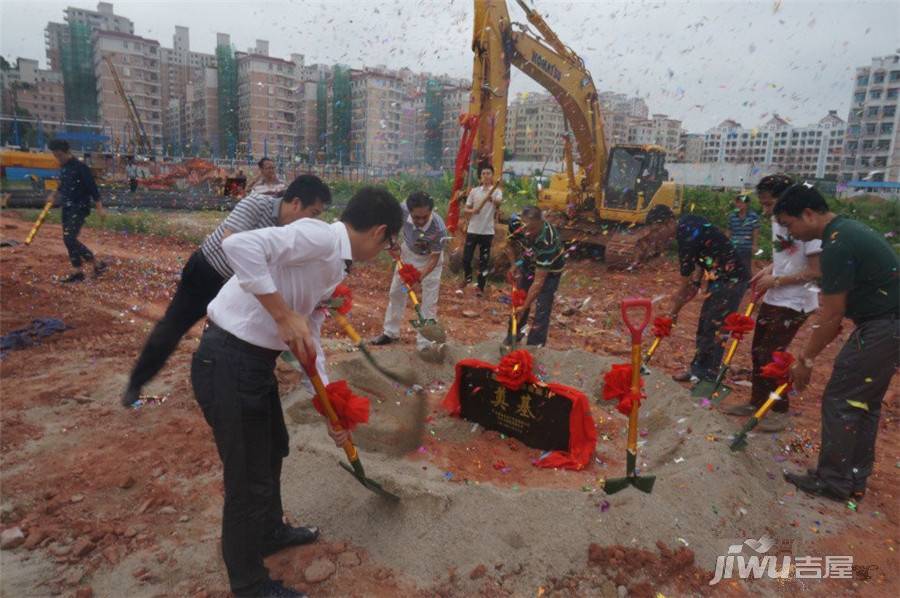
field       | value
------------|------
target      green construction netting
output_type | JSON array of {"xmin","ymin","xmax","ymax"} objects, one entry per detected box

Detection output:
[
  {"xmin": 331, "ymin": 65, "xmax": 351, "ymax": 165},
  {"xmin": 424, "ymin": 79, "xmax": 444, "ymax": 169},
  {"xmin": 60, "ymin": 22, "xmax": 98, "ymax": 123},
  {"xmin": 216, "ymin": 43, "xmax": 238, "ymax": 158}
]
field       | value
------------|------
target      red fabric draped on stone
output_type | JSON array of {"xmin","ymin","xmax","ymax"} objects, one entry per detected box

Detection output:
[
  {"xmin": 760, "ymin": 351, "xmax": 795, "ymax": 386},
  {"xmin": 442, "ymin": 359, "xmax": 597, "ymax": 471},
  {"xmin": 329, "ymin": 284, "xmax": 353, "ymax": 315},
  {"xmin": 314, "ymin": 381, "xmax": 370, "ymax": 431},
  {"xmin": 495, "ymin": 349, "xmax": 536, "ymax": 391},
  {"xmin": 398, "ymin": 263, "xmax": 422, "ymax": 287},
  {"xmin": 652, "ymin": 316, "xmax": 673, "ymax": 338},
  {"xmin": 723, "ymin": 313, "xmax": 755, "ymax": 340},
  {"xmin": 601, "ymin": 363, "xmax": 645, "ymax": 416}
]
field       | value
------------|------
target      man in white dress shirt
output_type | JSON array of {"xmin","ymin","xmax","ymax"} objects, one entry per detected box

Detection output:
[
  {"xmin": 461, "ymin": 165, "xmax": 502, "ymax": 296},
  {"xmin": 190, "ymin": 186, "xmax": 403, "ymax": 598}
]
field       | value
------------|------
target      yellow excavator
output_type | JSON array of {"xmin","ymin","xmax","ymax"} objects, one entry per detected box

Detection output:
[{"xmin": 453, "ymin": 0, "xmax": 683, "ymax": 268}]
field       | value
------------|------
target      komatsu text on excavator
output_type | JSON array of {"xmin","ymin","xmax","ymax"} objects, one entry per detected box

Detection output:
[{"xmin": 447, "ymin": 0, "xmax": 683, "ymax": 268}]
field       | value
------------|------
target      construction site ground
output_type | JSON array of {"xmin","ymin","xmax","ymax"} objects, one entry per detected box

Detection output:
[{"xmin": 0, "ymin": 210, "xmax": 897, "ymax": 598}]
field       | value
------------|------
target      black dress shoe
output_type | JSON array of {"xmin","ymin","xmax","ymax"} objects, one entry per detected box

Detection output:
[
  {"xmin": 92, "ymin": 260, "xmax": 108, "ymax": 278},
  {"xmin": 122, "ymin": 387, "xmax": 141, "ymax": 408},
  {"xmin": 805, "ymin": 468, "xmax": 866, "ymax": 500},
  {"xmin": 236, "ymin": 579, "xmax": 307, "ymax": 598},
  {"xmin": 369, "ymin": 334, "xmax": 396, "ymax": 346},
  {"xmin": 262, "ymin": 524, "xmax": 320, "ymax": 556},
  {"xmin": 61, "ymin": 271, "xmax": 85, "ymax": 283},
  {"xmin": 784, "ymin": 472, "xmax": 849, "ymax": 502}
]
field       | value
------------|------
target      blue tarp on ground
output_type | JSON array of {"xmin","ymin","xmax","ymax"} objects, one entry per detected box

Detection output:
[{"xmin": 0, "ymin": 318, "xmax": 68, "ymax": 358}]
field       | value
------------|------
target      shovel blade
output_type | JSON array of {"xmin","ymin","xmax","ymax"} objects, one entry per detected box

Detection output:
[
  {"xmin": 603, "ymin": 476, "xmax": 631, "ymax": 495},
  {"xmin": 691, "ymin": 379, "xmax": 718, "ymax": 397},
  {"xmin": 633, "ymin": 475, "xmax": 656, "ymax": 493},
  {"xmin": 410, "ymin": 319, "xmax": 447, "ymax": 343},
  {"xmin": 709, "ymin": 385, "xmax": 732, "ymax": 404},
  {"xmin": 729, "ymin": 434, "xmax": 748, "ymax": 452},
  {"xmin": 338, "ymin": 461, "xmax": 400, "ymax": 501}
]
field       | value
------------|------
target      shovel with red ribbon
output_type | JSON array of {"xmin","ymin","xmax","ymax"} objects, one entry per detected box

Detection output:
[
  {"xmin": 730, "ymin": 352, "xmax": 794, "ymax": 451},
  {"xmin": 693, "ymin": 296, "xmax": 760, "ymax": 403}
]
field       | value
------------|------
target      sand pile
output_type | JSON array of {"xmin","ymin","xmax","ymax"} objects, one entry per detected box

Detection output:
[{"xmin": 278, "ymin": 341, "xmax": 844, "ymax": 595}]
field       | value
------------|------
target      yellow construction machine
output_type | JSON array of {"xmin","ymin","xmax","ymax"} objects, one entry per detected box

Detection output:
[{"xmin": 454, "ymin": 0, "xmax": 683, "ymax": 268}]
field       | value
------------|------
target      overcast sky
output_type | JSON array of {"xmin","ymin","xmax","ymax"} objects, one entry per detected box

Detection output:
[{"xmin": 2, "ymin": 0, "xmax": 898, "ymax": 132}]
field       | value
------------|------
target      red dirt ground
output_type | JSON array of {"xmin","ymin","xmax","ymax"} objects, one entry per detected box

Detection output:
[{"xmin": 1, "ymin": 211, "xmax": 897, "ymax": 597}]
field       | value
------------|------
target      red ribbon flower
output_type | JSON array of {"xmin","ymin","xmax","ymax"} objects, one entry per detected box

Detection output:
[
  {"xmin": 652, "ymin": 316, "xmax": 673, "ymax": 338},
  {"xmin": 328, "ymin": 284, "xmax": 353, "ymax": 315},
  {"xmin": 313, "ymin": 380, "xmax": 370, "ymax": 431},
  {"xmin": 398, "ymin": 263, "xmax": 422, "ymax": 287},
  {"xmin": 602, "ymin": 364, "xmax": 645, "ymax": 416},
  {"xmin": 495, "ymin": 349, "xmax": 536, "ymax": 391},
  {"xmin": 511, "ymin": 288, "xmax": 528, "ymax": 308},
  {"xmin": 760, "ymin": 351, "xmax": 795, "ymax": 386},
  {"xmin": 723, "ymin": 313, "xmax": 755, "ymax": 340}
]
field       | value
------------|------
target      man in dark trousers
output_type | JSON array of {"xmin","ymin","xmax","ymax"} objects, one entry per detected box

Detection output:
[
  {"xmin": 461, "ymin": 165, "xmax": 502, "ymax": 296},
  {"xmin": 667, "ymin": 214, "xmax": 750, "ymax": 384},
  {"xmin": 121, "ymin": 175, "xmax": 331, "ymax": 407},
  {"xmin": 503, "ymin": 206, "xmax": 566, "ymax": 348},
  {"xmin": 777, "ymin": 184, "xmax": 899, "ymax": 502},
  {"xmin": 191, "ymin": 187, "xmax": 403, "ymax": 597},
  {"xmin": 48, "ymin": 139, "xmax": 107, "ymax": 283},
  {"xmin": 723, "ymin": 175, "xmax": 821, "ymax": 432}
]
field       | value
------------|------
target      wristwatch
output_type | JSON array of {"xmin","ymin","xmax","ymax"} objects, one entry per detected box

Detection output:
[{"xmin": 802, "ymin": 357, "xmax": 814, "ymax": 369}]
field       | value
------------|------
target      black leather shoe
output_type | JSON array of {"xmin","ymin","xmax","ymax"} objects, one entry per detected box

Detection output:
[
  {"xmin": 805, "ymin": 468, "xmax": 866, "ymax": 500},
  {"xmin": 122, "ymin": 387, "xmax": 141, "ymax": 408},
  {"xmin": 262, "ymin": 524, "xmax": 320, "ymax": 556},
  {"xmin": 61, "ymin": 271, "xmax": 85, "ymax": 283},
  {"xmin": 369, "ymin": 334, "xmax": 396, "ymax": 346},
  {"xmin": 237, "ymin": 579, "xmax": 307, "ymax": 598},
  {"xmin": 784, "ymin": 472, "xmax": 849, "ymax": 502}
]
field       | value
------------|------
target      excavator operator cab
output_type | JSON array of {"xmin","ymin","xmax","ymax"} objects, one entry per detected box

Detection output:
[{"xmin": 603, "ymin": 146, "xmax": 667, "ymax": 211}]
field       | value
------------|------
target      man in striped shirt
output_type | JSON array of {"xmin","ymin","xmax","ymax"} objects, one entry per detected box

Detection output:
[
  {"xmin": 121, "ymin": 175, "xmax": 331, "ymax": 407},
  {"xmin": 727, "ymin": 194, "xmax": 761, "ymax": 274}
]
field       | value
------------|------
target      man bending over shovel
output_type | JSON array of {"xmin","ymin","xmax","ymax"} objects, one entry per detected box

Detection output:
[
  {"xmin": 667, "ymin": 215, "xmax": 750, "ymax": 385},
  {"xmin": 190, "ymin": 187, "xmax": 403, "ymax": 598},
  {"xmin": 371, "ymin": 191, "xmax": 448, "ymax": 360}
]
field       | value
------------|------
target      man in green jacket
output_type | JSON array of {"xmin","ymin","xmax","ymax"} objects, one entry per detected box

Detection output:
[{"xmin": 776, "ymin": 183, "xmax": 899, "ymax": 503}]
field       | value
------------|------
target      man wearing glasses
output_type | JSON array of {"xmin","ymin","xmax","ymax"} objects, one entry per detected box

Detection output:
[{"xmin": 371, "ymin": 192, "xmax": 448, "ymax": 358}]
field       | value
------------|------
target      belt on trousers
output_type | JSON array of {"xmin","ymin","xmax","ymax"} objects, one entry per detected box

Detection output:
[{"xmin": 204, "ymin": 320, "xmax": 281, "ymax": 361}]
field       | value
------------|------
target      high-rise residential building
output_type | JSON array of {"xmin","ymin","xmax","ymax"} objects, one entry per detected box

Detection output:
[
  {"xmin": 842, "ymin": 52, "xmax": 900, "ymax": 182},
  {"xmin": 505, "ymin": 92, "xmax": 566, "ymax": 163},
  {"xmin": 677, "ymin": 132, "xmax": 705, "ymax": 162},
  {"xmin": 45, "ymin": 2, "xmax": 134, "ymax": 70},
  {"xmin": 189, "ymin": 67, "xmax": 220, "ymax": 155},
  {"xmin": 440, "ymin": 84, "xmax": 469, "ymax": 169},
  {"xmin": 93, "ymin": 30, "xmax": 163, "ymax": 152},
  {"xmin": 350, "ymin": 66, "xmax": 403, "ymax": 168},
  {"xmin": 159, "ymin": 26, "xmax": 216, "ymax": 148},
  {"xmin": 0, "ymin": 58, "xmax": 67, "ymax": 137},
  {"xmin": 234, "ymin": 40, "xmax": 302, "ymax": 160},
  {"xmin": 700, "ymin": 113, "xmax": 845, "ymax": 179},
  {"xmin": 599, "ymin": 91, "xmax": 649, "ymax": 149}
]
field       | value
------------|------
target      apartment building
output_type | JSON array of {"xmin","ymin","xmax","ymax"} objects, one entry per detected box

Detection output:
[
  {"xmin": 0, "ymin": 58, "xmax": 66, "ymax": 137},
  {"xmin": 189, "ymin": 67, "xmax": 220, "ymax": 154},
  {"xmin": 159, "ymin": 26, "xmax": 216, "ymax": 147},
  {"xmin": 45, "ymin": 2, "xmax": 133, "ymax": 70},
  {"xmin": 350, "ymin": 67, "xmax": 403, "ymax": 168},
  {"xmin": 842, "ymin": 52, "xmax": 900, "ymax": 182},
  {"xmin": 599, "ymin": 91, "xmax": 649, "ymax": 149},
  {"xmin": 505, "ymin": 92, "xmax": 566, "ymax": 163},
  {"xmin": 93, "ymin": 30, "xmax": 163, "ymax": 151},
  {"xmin": 235, "ymin": 41, "xmax": 302, "ymax": 159},
  {"xmin": 700, "ymin": 112, "xmax": 845, "ymax": 179},
  {"xmin": 676, "ymin": 132, "xmax": 704, "ymax": 162},
  {"xmin": 440, "ymin": 83, "xmax": 469, "ymax": 169}
]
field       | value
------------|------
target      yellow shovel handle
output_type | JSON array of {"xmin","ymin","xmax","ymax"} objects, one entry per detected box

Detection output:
[
  {"xmin": 723, "ymin": 301, "xmax": 757, "ymax": 366},
  {"xmin": 753, "ymin": 382, "xmax": 789, "ymax": 420},
  {"xmin": 645, "ymin": 337, "xmax": 661, "ymax": 360},
  {"xmin": 332, "ymin": 312, "xmax": 362, "ymax": 344},
  {"xmin": 396, "ymin": 259, "xmax": 421, "ymax": 307},
  {"xmin": 25, "ymin": 198, "xmax": 54, "ymax": 245},
  {"xmin": 626, "ymin": 343, "xmax": 642, "ymax": 453}
]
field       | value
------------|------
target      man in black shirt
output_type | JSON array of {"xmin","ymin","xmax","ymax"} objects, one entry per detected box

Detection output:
[
  {"xmin": 48, "ymin": 139, "xmax": 107, "ymax": 283},
  {"xmin": 667, "ymin": 214, "xmax": 750, "ymax": 383}
]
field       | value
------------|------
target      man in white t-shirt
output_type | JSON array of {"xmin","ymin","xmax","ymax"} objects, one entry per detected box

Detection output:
[
  {"xmin": 247, "ymin": 157, "xmax": 285, "ymax": 196},
  {"xmin": 722, "ymin": 175, "xmax": 821, "ymax": 432},
  {"xmin": 461, "ymin": 166, "xmax": 502, "ymax": 296}
]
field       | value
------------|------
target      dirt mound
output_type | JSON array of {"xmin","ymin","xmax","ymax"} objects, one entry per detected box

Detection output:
[{"xmin": 276, "ymin": 341, "xmax": 848, "ymax": 596}]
